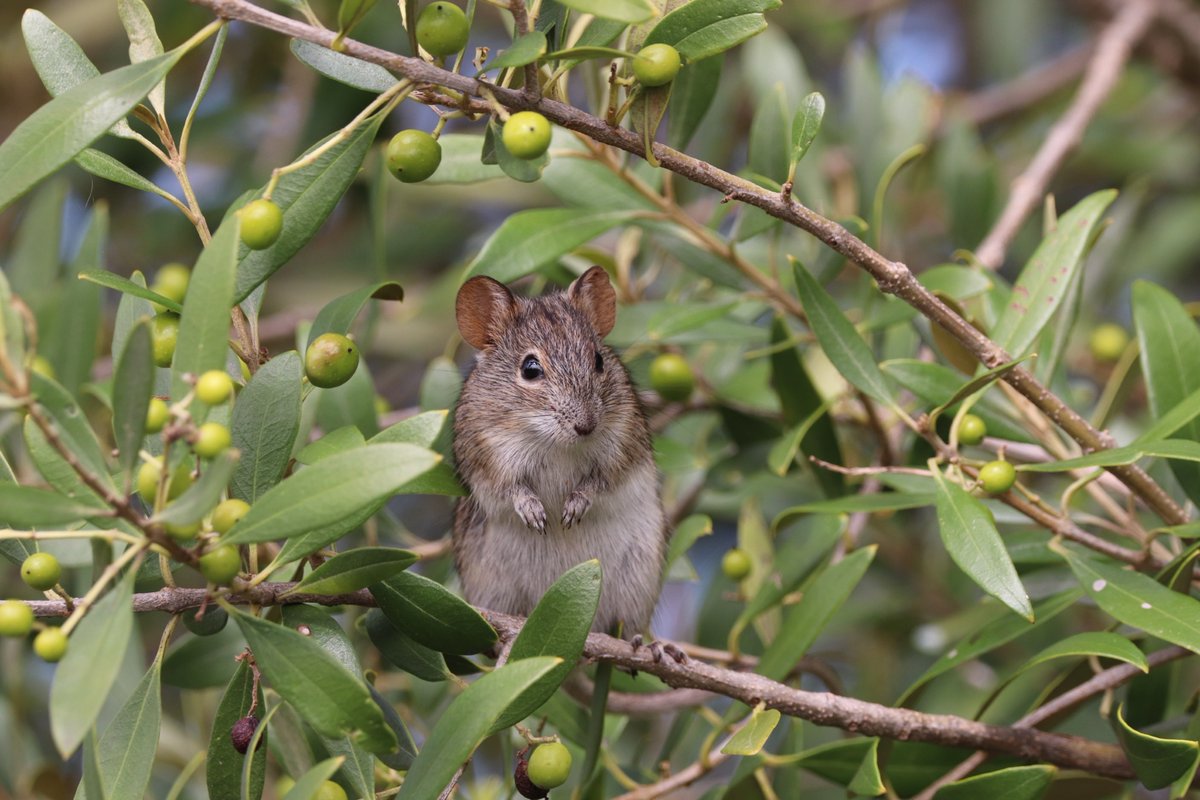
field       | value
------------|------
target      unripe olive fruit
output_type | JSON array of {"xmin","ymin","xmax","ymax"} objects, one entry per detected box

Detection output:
[
  {"xmin": 502, "ymin": 111, "xmax": 552, "ymax": 160},
  {"xmin": 0, "ymin": 600, "xmax": 34, "ymax": 637},
  {"xmin": 146, "ymin": 397, "xmax": 169, "ymax": 434},
  {"xmin": 386, "ymin": 130, "xmax": 442, "ymax": 183},
  {"xmin": 649, "ymin": 353, "xmax": 694, "ymax": 402},
  {"xmin": 194, "ymin": 422, "xmax": 232, "ymax": 459},
  {"xmin": 527, "ymin": 741, "xmax": 572, "ymax": 790},
  {"xmin": 275, "ymin": 777, "xmax": 296, "ymax": 797},
  {"xmin": 1090, "ymin": 323, "xmax": 1129, "ymax": 362},
  {"xmin": 199, "ymin": 545, "xmax": 242, "ymax": 586},
  {"xmin": 137, "ymin": 460, "xmax": 162, "ymax": 500},
  {"xmin": 31, "ymin": 355, "xmax": 56, "ymax": 380},
  {"xmin": 305, "ymin": 333, "xmax": 360, "ymax": 389},
  {"xmin": 958, "ymin": 414, "xmax": 987, "ymax": 447},
  {"xmin": 238, "ymin": 199, "xmax": 283, "ymax": 250},
  {"xmin": 196, "ymin": 370, "xmax": 234, "ymax": 405},
  {"xmin": 632, "ymin": 43, "xmax": 682, "ymax": 87},
  {"xmin": 721, "ymin": 548, "xmax": 752, "ymax": 582},
  {"xmin": 416, "ymin": 2, "xmax": 470, "ymax": 57},
  {"xmin": 152, "ymin": 313, "xmax": 180, "ymax": 368},
  {"xmin": 212, "ymin": 498, "xmax": 252, "ymax": 534},
  {"xmin": 21, "ymin": 553, "xmax": 61, "ymax": 592},
  {"xmin": 979, "ymin": 460, "xmax": 1017, "ymax": 494},
  {"xmin": 182, "ymin": 605, "xmax": 228, "ymax": 636},
  {"xmin": 165, "ymin": 520, "xmax": 201, "ymax": 541},
  {"xmin": 313, "ymin": 780, "xmax": 349, "ymax": 800},
  {"xmin": 169, "ymin": 465, "xmax": 195, "ymax": 500},
  {"xmin": 34, "ymin": 627, "xmax": 68, "ymax": 662},
  {"xmin": 152, "ymin": 263, "xmax": 190, "ymax": 304}
]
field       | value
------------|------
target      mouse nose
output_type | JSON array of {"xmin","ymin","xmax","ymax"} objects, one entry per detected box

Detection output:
[{"xmin": 574, "ymin": 420, "xmax": 596, "ymax": 436}]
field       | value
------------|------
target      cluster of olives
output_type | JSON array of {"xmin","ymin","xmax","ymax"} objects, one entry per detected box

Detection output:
[{"xmin": 0, "ymin": 552, "xmax": 68, "ymax": 661}]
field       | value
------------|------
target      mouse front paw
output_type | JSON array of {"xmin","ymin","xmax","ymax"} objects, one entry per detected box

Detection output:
[
  {"xmin": 514, "ymin": 494, "xmax": 547, "ymax": 534},
  {"xmin": 561, "ymin": 490, "xmax": 592, "ymax": 529}
]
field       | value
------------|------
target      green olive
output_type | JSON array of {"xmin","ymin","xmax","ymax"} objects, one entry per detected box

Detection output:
[
  {"xmin": 415, "ymin": 2, "xmax": 470, "ymax": 57},
  {"xmin": 305, "ymin": 333, "xmax": 360, "ymax": 389},
  {"xmin": 502, "ymin": 111, "xmax": 552, "ymax": 160},
  {"xmin": 238, "ymin": 199, "xmax": 284, "ymax": 250},
  {"xmin": 721, "ymin": 548, "xmax": 752, "ymax": 582},
  {"xmin": 527, "ymin": 741, "xmax": 572, "ymax": 790},
  {"xmin": 649, "ymin": 353, "xmax": 694, "ymax": 402},
  {"xmin": 632, "ymin": 43, "xmax": 682, "ymax": 87},
  {"xmin": 199, "ymin": 545, "xmax": 242, "ymax": 586},
  {"xmin": 1089, "ymin": 323, "xmax": 1129, "ymax": 362},
  {"xmin": 196, "ymin": 370, "xmax": 235, "ymax": 405},
  {"xmin": 152, "ymin": 313, "xmax": 180, "ymax": 368},
  {"xmin": 151, "ymin": 263, "xmax": 191, "ymax": 304},
  {"xmin": 34, "ymin": 627, "xmax": 68, "ymax": 662},
  {"xmin": 21, "ymin": 553, "xmax": 62, "ymax": 592},
  {"xmin": 957, "ymin": 414, "xmax": 987, "ymax": 447},
  {"xmin": 386, "ymin": 130, "xmax": 442, "ymax": 183},
  {"xmin": 212, "ymin": 498, "xmax": 252, "ymax": 534},
  {"xmin": 193, "ymin": 422, "xmax": 232, "ymax": 459},
  {"xmin": 0, "ymin": 600, "xmax": 34, "ymax": 637},
  {"xmin": 979, "ymin": 460, "xmax": 1017, "ymax": 494},
  {"xmin": 146, "ymin": 397, "xmax": 170, "ymax": 434}
]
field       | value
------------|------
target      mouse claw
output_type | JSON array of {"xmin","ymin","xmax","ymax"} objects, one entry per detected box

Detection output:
[
  {"xmin": 632, "ymin": 636, "xmax": 688, "ymax": 665},
  {"xmin": 514, "ymin": 495, "xmax": 547, "ymax": 534},
  {"xmin": 561, "ymin": 491, "xmax": 591, "ymax": 529}
]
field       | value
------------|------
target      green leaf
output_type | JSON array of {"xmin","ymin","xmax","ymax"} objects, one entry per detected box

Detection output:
[
  {"xmin": 644, "ymin": 0, "xmax": 781, "ymax": 61},
  {"xmin": 880, "ymin": 359, "xmax": 1031, "ymax": 443},
  {"xmin": 282, "ymin": 757, "xmax": 344, "ymax": 800},
  {"xmin": 1022, "ymin": 631, "xmax": 1148, "ymax": 675},
  {"xmin": 757, "ymin": 546, "xmax": 875, "ymax": 680},
  {"xmin": 89, "ymin": 658, "xmax": 162, "ymax": 800},
  {"xmin": 230, "ymin": 352, "xmax": 303, "ymax": 502},
  {"xmin": 768, "ymin": 317, "xmax": 843, "ymax": 496},
  {"xmin": 933, "ymin": 473, "xmax": 1032, "ymax": 620},
  {"xmin": 50, "ymin": 571, "xmax": 135, "ymax": 756},
  {"xmin": 791, "ymin": 258, "xmax": 896, "ymax": 409},
  {"xmin": 230, "ymin": 608, "xmax": 397, "ymax": 753},
  {"xmin": 111, "ymin": 319, "xmax": 154, "ymax": 479},
  {"xmin": 117, "ymin": 0, "xmax": 166, "ymax": 115},
  {"xmin": 306, "ymin": 281, "xmax": 403, "ymax": 351},
  {"xmin": 47, "ymin": 209, "xmax": 104, "ymax": 394},
  {"xmin": 465, "ymin": 209, "xmax": 637, "ymax": 282},
  {"xmin": 366, "ymin": 610, "xmax": 449, "ymax": 682},
  {"xmin": 1114, "ymin": 704, "xmax": 1200, "ymax": 792},
  {"xmin": 221, "ymin": 443, "xmax": 440, "ymax": 547},
  {"xmin": 1019, "ymin": 439, "xmax": 1200, "ymax": 473},
  {"xmin": 290, "ymin": 38, "xmax": 398, "ymax": 93},
  {"xmin": 155, "ymin": 451, "xmax": 239, "ymax": 526},
  {"xmin": 927, "ymin": 356, "xmax": 1028, "ymax": 427},
  {"xmin": 722, "ymin": 707, "xmax": 781, "ymax": 756},
  {"xmin": 933, "ymin": 765, "xmax": 1055, "ymax": 800},
  {"xmin": 665, "ymin": 514, "xmax": 713, "ymax": 569},
  {"xmin": 1134, "ymin": 280, "xmax": 1200, "ymax": 510},
  {"xmin": 1136, "ymin": 384, "xmax": 1200, "ymax": 445},
  {"xmin": 790, "ymin": 91, "xmax": 825, "ymax": 167},
  {"xmin": 666, "ymin": 56, "xmax": 721, "ymax": 150},
  {"xmin": 1062, "ymin": 546, "xmax": 1200, "ymax": 655},
  {"xmin": 28, "ymin": 370, "xmax": 115, "ymax": 496},
  {"xmin": 553, "ymin": 0, "xmax": 655, "ymax": 24},
  {"xmin": 297, "ymin": 426, "xmax": 366, "ymax": 465},
  {"xmin": 847, "ymin": 738, "xmax": 885, "ymax": 796},
  {"xmin": 0, "ymin": 49, "xmax": 185, "ymax": 213},
  {"xmin": 234, "ymin": 110, "xmax": 386, "ymax": 301},
  {"xmin": 0, "ymin": 484, "xmax": 104, "ymax": 527},
  {"xmin": 162, "ymin": 622, "xmax": 244, "ymax": 689},
  {"xmin": 425, "ymin": 134, "xmax": 505, "ymax": 184},
  {"xmin": 82, "ymin": 731, "xmax": 107, "ymax": 800},
  {"xmin": 494, "ymin": 560, "xmax": 602, "ymax": 730},
  {"xmin": 991, "ymin": 190, "xmax": 1116, "ymax": 358},
  {"xmin": 78, "ymin": 270, "xmax": 183, "ymax": 314},
  {"xmin": 286, "ymin": 547, "xmax": 417, "ymax": 595},
  {"xmin": 370, "ymin": 410, "xmax": 449, "ymax": 449},
  {"xmin": 899, "ymin": 588, "xmax": 1081, "ymax": 702},
  {"xmin": 487, "ymin": 31, "xmax": 548, "ymax": 70},
  {"xmin": 396, "ymin": 658, "xmax": 562, "ymax": 800},
  {"xmin": 337, "ymin": 0, "xmax": 377, "ymax": 39},
  {"xmin": 774, "ymin": 492, "xmax": 934, "ymax": 525},
  {"xmin": 172, "ymin": 219, "xmax": 239, "ymax": 403},
  {"xmin": 372, "ymin": 571, "xmax": 498, "ymax": 655}
]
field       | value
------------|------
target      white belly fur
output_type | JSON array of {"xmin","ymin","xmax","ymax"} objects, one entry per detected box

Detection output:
[{"xmin": 461, "ymin": 459, "xmax": 664, "ymax": 634}]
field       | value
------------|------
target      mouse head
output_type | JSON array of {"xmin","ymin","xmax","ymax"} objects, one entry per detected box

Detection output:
[{"xmin": 456, "ymin": 266, "xmax": 625, "ymax": 443}]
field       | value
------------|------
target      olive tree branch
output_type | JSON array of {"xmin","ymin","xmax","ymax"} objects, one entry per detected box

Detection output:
[
  {"xmin": 18, "ymin": 587, "xmax": 1167, "ymax": 781},
  {"xmin": 973, "ymin": 0, "xmax": 1157, "ymax": 269},
  {"xmin": 186, "ymin": 0, "xmax": 1188, "ymax": 530}
]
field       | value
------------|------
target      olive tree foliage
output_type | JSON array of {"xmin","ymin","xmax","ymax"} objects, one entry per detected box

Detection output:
[{"xmin": 1, "ymin": 0, "xmax": 1200, "ymax": 798}]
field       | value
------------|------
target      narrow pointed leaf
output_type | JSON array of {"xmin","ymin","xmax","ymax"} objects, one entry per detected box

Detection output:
[
  {"xmin": 665, "ymin": 514, "xmax": 713, "ymax": 569},
  {"xmin": 644, "ymin": 0, "xmax": 781, "ymax": 61},
  {"xmin": 487, "ymin": 31, "xmax": 548, "ymax": 70},
  {"xmin": 1063, "ymin": 547, "xmax": 1200, "ymax": 654},
  {"xmin": 366, "ymin": 610, "xmax": 449, "ymax": 682},
  {"xmin": 221, "ymin": 444, "xmax": 439, "ymax": 546},
  {"xmin": 933, "ymin": 765, "xmax": 1055, "ymax": 800},
  {"xmin": 0, "ymin": 50, "xmax": 184, "ymax": 212},
  {"xmin": 553, "ymin": 0, "xmax": 654, "ymax": 24},
  {"xmin": 991, "ymin": 190, "xmax": 1116, "ymax": 358},
  {"xmin": 396, "ymin": 658, "xmax": 562, "ymax": 800},
  {"xmin": 282, "ymin": 758, "xmax": 344, "ymax": 800},
  {"xmin": 306, "ymin": 281, "xmax": 403, "ymax": 351},
  {"xmin": 231, "ymin": 609, "xmax": 397, "ymax": 753},
  {"xmin": 370, "ymin": 410, "xmax": 449, "ymax": 448},
  {"xmin": 172, "ymin": 218, "xmax": 239, "ymax": 403},
  {"xmin": 465, "ymin": 209, "xmax": 636, "ymax": 282},
  {"xmin": 230, "ymin": 352, "xmax": 302, "ymax": 502},
  {"xmin": 0, "ymin": 484, "xmax": 105, "ymax": 527},
  {"xmin": 112, "ymin": 319, "xmax": 154, "ymax": 478},
  {"xmin": 51, "ymin": 571, "xmax": 135, "ymax": 756},
  {"xmin": 371, "ymin": 571, "xmax": 497, "ymax": 654},
  {"xmin": 78, "ymin": 270, "xmax": 183, "ymax": 314},
  {"xmin": 722, "ymin": 708, "xmax": 782, "ymax": 756},
  {"xmin": 769, "ymin": 317, "xmax": 843, "ymax": 496},
  {"xmin": 285, "ymin": 547, "xmax": 417, "ymax": 595},
  {"xmin": 790, "ymin": 91, "xmax": 825, "ymax": 166},
  {"xmin": 117, "ymin": 0, "xmax": 166, "ymax": 115},
  {"xmin": 847, "ymin": 738, "xmax": 885, "ymax": 796},
  {"xmin": 934, "ymin": 474, "xmax": 1032, "ymax": 619},
  {"xmin": 290, "ymin": 39, "xmax": 398, "ymax": 92},
  {"xmin": 1114, "ymin": 704, "xmax": 1200, "ymax": 791},
  {"xmin": 91, "ymin": 659, "xmax": 162, "ymax": 799},
  {"xmin": 791, "ymin": 258, "xmax": 896, "ymax": 408}
]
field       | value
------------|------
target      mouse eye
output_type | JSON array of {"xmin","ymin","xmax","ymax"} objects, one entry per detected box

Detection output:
[
  {"xmin": 594, "ymin": 351, "xmax": 604, "ymax": 373},
  {"xmin": 521, "ymin": 355, "xmax": 543, "ymax": 381}
]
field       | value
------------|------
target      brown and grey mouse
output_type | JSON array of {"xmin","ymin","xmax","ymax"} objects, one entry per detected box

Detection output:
[{"xmin": 451, "ymin": 266, "xmax": 666, "ymax": 637}]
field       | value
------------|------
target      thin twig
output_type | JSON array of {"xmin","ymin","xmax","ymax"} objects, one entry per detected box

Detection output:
[
  {"xmin": 974, "ymin": 0, "xmax": 1157, "ymax": 269},
  {"xmin": 955, "ymin": 43, "xmax": 1094, "ymax": 128}
]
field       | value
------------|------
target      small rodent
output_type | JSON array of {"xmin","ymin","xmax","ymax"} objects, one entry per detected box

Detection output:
[{"xmin": 452, "ymin": 266, "xmax": 666, "ymax": 635}]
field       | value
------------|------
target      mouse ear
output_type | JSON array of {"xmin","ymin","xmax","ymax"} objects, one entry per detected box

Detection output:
[
  {"xmin": 456, "ymin": 276, "xmax": 517, "ymax": 349},
  {"xmin": 567, "ymin": 266, "xmax": 616, "ymax": 338}
]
